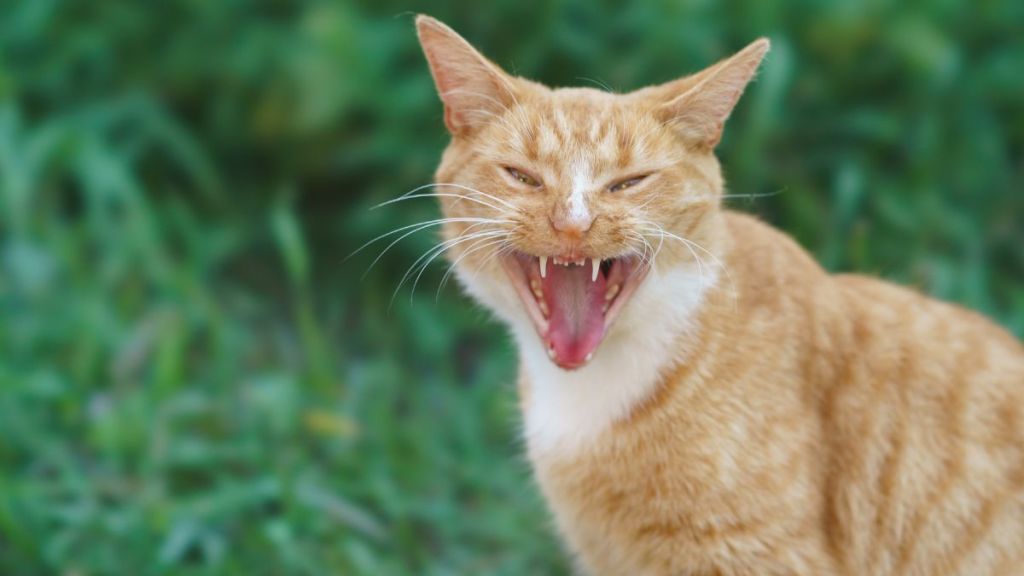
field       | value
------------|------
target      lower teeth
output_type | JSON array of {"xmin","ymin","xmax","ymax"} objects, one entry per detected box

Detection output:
[{"xmin": 605, "ymin": 284, "xmax": 620, "ymax": 300}]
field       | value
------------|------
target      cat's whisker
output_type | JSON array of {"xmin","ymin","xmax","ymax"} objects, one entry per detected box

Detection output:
[
  {"xmin": 391, "ymin": 228, "xmax": 511, "ymax": 307},
  {"xmin": 638, "ymin": 223, "xmax": 739, "ymax": 312},
  {"xmin": 637, "ymin": 224, "xmax": 706, "ymax": 272},
  {"xmin": 351, "ymin": 217, "xmax": 502, "ymax": 265},
  {"xmin": 351, "ymin": 216, "xmax": 499, "ymax": 258},
  {"xmin": 435, "ymin": 236, "xmax": 513, "ymax": 301},
  {"xmin": 375, "ymin": 191, "xmax": 511, "ymax": 214},
  {"xmin": 634, "ymin": 195, "xmax": 660, "ymax": 212},
  {"xmin": 625, "ymin": 244, "xmax": 653, "ymax": 274},
  {"xmin": 409, "ymin": 230, "xmax": 510, "ymax": 301},
  {"xmin": 403, "ymin": 227, "xmax": 508, "ymax": 288},
  {"xmin": 575, "ymin": 76, "xmax": 616, "ymax": 93},
  {"xmin": 436, "ymin": 225, "xmax": 524, "ymax": 299},
  {"xmin": 625, "ymin": 231, "xmax": 658, "ymax": 273},
  {"xmin": 468, "ymin": 242, "xmax": 521, "ymax": 288},
  {"xmin": 401, "ymin": 182, "xmax": 520, "ymax": 211},
  {"xmin": 719, "ymin": 188, "xmax": 786, "ymax": 200},
  {"xmin": 682, "ymin": 189, "xmax": 787, "ymax": 204},
  {"xmin": 647, "ymin": 226, "xmax": 708, "ymax": 285},
  {"xmin": 373, "ymin": 184, "xmax": 517, "ymax": 214},
  {"xmin": 373, "ymin": 182, "xmax": 517, "ymax": 213},
  {"xmin": 645, "ymin": 231, "xmax": 664, "ymax": 272},
  {"xmin": 467, "ymin": 245, "xmax": 516, "ymax": 291},
  {"xmin": 636, "ymin": 224, "xmax": 664, "ymax": 265},
  {"xmin": 353, "ymin": 217, "xmax": 512, "ymax": 278}
]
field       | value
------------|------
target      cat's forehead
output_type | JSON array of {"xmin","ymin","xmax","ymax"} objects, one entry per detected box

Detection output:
[{"xmin": 501, "ymin": 88, "xmax": 662, "ymax": 170}]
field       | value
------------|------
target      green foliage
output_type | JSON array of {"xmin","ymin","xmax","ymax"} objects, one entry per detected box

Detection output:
[{"xmin": 0, "ymin": 0, "xmax": 1021, "ymax": 574}]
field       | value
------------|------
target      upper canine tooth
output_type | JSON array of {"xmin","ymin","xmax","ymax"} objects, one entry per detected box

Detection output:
[
  {"xmin": 591, "ymin": 258, "xmax": 600, "ymax": 282},
  {"xmin": 539, "ymin": 256, "xmax": 547, "ymax": 278}
]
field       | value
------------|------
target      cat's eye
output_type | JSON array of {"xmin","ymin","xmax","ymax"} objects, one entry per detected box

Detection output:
[
  {"xmin": 608, "ymin": 175, "xmax": 648, "ymax": 193},
  {"xmin": 505, "ymin": 166, "xmax": 542, "ymax": 188}
]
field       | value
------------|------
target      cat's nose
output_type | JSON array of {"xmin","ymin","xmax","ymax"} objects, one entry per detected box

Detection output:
[{"xmin": 550, "ymin": 202, "xmax": 594, "ymax": 238}]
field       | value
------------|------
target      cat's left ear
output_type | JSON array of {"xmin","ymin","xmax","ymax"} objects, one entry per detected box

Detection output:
[{"xmin": 655, "ymin": 38, "xmax": 770, "ymax": 149}]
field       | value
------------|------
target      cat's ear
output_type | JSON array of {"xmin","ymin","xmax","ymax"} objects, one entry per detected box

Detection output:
[
  {"xmin": 416, "ymin": 15, "xmax": 518, "ymax": 136},
  {"xmin": 654, "ymin": 38, "xmax": 770, "ymax": 149}
]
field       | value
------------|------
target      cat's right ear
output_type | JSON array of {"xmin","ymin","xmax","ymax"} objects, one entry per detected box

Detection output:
[{"xmin": 416, "ymin": 15, "xmax": 517, "ymax": 136}]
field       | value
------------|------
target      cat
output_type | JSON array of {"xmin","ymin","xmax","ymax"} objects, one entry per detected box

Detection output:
[{"xmin": 413, "ymin": 14, "xmax": 1024, "ymax": 575}]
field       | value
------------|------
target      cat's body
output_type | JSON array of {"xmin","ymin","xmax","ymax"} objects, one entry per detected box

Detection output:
[
  {"xmin": 525, "ymin": 212, "xmax": 1024, "ymax": 575},
  {"xmin": 413, "ymin": 15, "xmax": 1024, "ymax": 575}
]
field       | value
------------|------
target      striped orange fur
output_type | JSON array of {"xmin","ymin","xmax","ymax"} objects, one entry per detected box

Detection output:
[{"xmin": 415, "ymin": 15, "xmax": 1024, "ymax": 575}]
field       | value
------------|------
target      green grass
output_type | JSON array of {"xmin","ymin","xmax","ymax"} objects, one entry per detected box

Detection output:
[{"xmin": 1, "ymin": 0, "xmax": 1022, "ymax": 574}]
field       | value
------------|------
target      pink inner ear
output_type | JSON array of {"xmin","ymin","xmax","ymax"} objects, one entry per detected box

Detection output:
[{"xmin": 426, "ymin": 63, "xmax": 464, "ymax": 129}]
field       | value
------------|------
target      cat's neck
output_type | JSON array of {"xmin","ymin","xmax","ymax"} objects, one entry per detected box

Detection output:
[{"xmin": 514, "ymin": 242, "xmax": 725, "ymax": 454}]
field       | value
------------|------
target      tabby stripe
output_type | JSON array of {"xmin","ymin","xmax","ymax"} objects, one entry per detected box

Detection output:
[
  {"xmin": 867, "ymin": 337, "xmax": 914, "ymax": 573},
  {"xmin": 891, "ymin": 349, "xmax": 969, "ymax": 572}
]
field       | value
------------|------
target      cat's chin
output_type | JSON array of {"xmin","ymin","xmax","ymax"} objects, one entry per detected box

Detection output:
[{"xmin": 500, "ymin": 252, "xmax": 648, "ymax": 370}]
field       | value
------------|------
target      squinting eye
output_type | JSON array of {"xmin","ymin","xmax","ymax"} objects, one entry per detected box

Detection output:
[
  {"xmin": 505, "ymin": 166, "xmax": 542, "ymax": 188},
  {"xmin": 608, "ymin": 175, "xmax": 648, "ymax": 193}
]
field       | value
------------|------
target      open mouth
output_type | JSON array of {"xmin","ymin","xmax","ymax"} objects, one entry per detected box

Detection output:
[{"xmin": 501, "ymin": 253, "xmax": 648, "ymax": 370}]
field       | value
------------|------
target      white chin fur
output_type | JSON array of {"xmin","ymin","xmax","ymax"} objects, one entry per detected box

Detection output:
[{"xmin": 454, "ymin": 260, "xmax": 717, "ymax": 454}]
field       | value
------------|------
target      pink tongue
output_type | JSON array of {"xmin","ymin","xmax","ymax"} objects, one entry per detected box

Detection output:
[{"xmin": 542, "ymin": 264, "xmax": 607, "ymax": 369}]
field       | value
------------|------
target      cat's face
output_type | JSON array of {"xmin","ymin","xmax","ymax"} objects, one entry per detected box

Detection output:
[{"xmin": 417, "ymin": 16, "xmax": 767, "ymax": 370}]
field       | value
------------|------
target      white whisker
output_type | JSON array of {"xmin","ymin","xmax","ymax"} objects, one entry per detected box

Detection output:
[
  {"xmin": 637, "ymin": 222, "xmax": 738, "ymax": 311},
  {"xmin": 350, "ymin": 216, "xmax": 507, "ymax": 258},
  {"xmin": 408, "ymin": 232, "xmax": 509, "ymax": 303},
  {"xmin": 390, "ymin": 229, "xmax": 509, "ymax": 307},
  {"xmin": 435, "ymin": 236, "xmax": 512, "ymax": 300},
  {"xmin": 353, "ymin": 217, "xmax": 511, "ymax": 279},
  {"xmin": 374, "ymin": 191, "xmax": 509, "ymax": 214},
  {"xmin": 381, "ymin": 182, "xmax": 519, "ymax": 212}
]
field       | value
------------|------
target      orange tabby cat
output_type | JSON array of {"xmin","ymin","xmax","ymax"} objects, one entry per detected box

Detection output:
[{"xmin": 414, "ymin": 15, "xmax": 1024, "ymax": 575}]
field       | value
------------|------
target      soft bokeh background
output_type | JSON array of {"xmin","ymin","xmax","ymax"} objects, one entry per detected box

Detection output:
[{"xmin": 1, "ymin": 0, "xmax": 1022, "ymax": 574}]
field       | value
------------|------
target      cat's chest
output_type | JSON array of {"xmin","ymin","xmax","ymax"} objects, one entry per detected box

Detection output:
[
  {"xmin": 524, "ymin": 403, "xmax": 805, "ymax": 575},
  {"xmin": 519, "ymin": 362, "xmax": 664, "ymax": 453},
  {"xmin": 525, "ymin": 423, "xmax": 730, "ymax": 574},
  {"xmin": 521, "ymin": 357, "xmax": 830, "ymax": 575}
]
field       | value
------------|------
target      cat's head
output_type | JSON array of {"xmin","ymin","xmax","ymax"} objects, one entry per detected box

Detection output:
[{"xmin": 415, "ymin": 15, "xmax": 767, "ymax": 370}]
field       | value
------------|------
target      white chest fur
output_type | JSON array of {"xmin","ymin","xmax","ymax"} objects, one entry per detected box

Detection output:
[{"xmin": 513, "ymin": 264, "xmax": 716, "ymax": 454}]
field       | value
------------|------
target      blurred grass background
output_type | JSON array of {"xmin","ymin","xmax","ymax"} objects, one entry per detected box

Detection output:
[{"xmin": 0, "ymin": 0, "xmax": 1022, "ymax": 574}]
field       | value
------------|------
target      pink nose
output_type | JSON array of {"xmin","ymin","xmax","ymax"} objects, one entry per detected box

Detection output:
[{"xmin": 550, "ymin": 210, "xmax": 594, "ymax": 238}]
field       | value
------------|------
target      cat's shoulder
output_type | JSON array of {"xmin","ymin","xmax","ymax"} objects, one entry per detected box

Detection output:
[
  {"xmin": 719, "ymin": 209, "xmax": 829, "ymax": 286},
  {"xmin": 721, "ymin": 209, "xmax": 812, "ymax": 255}
]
